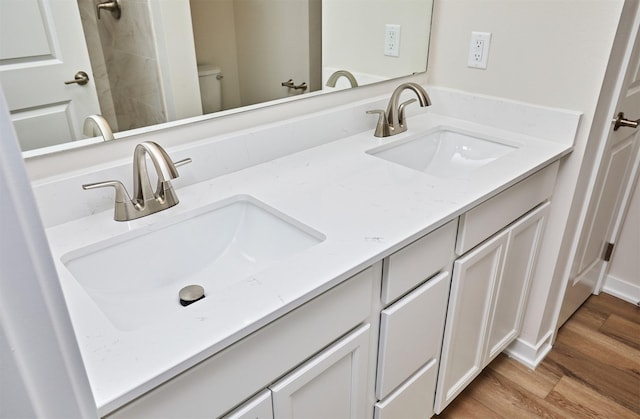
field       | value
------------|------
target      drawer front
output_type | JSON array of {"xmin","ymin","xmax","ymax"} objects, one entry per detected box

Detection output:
[
  {"xmin": 374, "ymin": 359, "xmax": 438, "ymax": 419},
  {"xmin": 382, "ymin": 219, "xmax": 457, "ymax": 305},
  {"xmin": 376, "ymin": 271, "xmax": 451, "ymax": 400},
  {"xmin": 456, "ymin": 161, "xmax": 558, "ymax": 255}
]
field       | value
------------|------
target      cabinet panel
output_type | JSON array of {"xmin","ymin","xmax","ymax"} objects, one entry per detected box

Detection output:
[
  {"xmin": 382, "ymin": 219, "xmax": 457, "ymax": 304},
  {"xmin": 374, "ymin": 359, "xmax": 438, "ymax": 419},
  {"xmin": 105, "ymin": 267, "xmax": 375, "ymax": 419},
  {"xmin": 376, "ymin": 271, "xmax": 450, "ymax": 400},
  {"xmin": 456, "ymin": 161, "xmax": 558, "ymax": 254},
  {"xmin": 223, "ymin": 390, "xmax": 273, "ymax": 419},
  {"xmin": 270, "ymin": 324, "xmax": 370, "ymax": 419},
  {"xmin": 485, "ymin": 203, "xmax": 549, "ymax": 363},
  {"xmin": 434, "ymin": 232, "xmax": 508, "ymax": 413}
]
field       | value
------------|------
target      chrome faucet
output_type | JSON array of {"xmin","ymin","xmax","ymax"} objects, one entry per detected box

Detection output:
[
  {"xmin": 84, "ymin": 115, "xmax": 115, "ymax": 142},
  {"xmin": 367, "ymin": 82, "xmax": 432, "ymax": 137},
  {"xmin": 326, "ymin": 70, "xmax": 359, "ymax": 88},
  {"xmin": 82, "ymin": 141, "xmax": 192, "ymax": 221}
]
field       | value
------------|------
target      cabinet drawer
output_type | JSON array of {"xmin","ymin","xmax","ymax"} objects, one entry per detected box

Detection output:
[
  {"xmin": 376, "ymin": 271, "xmax": 451, "ymax": 400},
  {"xmin": 374, "ymin": 359, "xmax": 438, "ymax": 419},
  {"xmin": 456, "ymin": 161, "xmax": 558, "ymax": 255},
  {"xmin": 382, "ymin": 219, "xmax": 456, "ymax": 304}
]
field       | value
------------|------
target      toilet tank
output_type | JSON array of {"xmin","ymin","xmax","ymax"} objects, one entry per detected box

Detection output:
[{"xmin": 197, "ymin": 65, "xmax": 222, "ymax": 114}]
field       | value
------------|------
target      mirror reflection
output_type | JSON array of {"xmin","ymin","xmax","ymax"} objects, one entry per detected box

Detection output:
[{"xmin": 0, "ymin": 0, "xmax": 433, "ymax": 154}]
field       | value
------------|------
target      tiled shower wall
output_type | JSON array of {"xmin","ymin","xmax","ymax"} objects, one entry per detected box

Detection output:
[{"xmin": 77, "ymin": 0, "xmax": 166, "ymax": 132}]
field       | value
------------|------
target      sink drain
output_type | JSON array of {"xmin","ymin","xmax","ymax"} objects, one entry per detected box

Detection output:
[{"xmin": 179, "ymin": 285, "xmax": 205, "ymax": 306}]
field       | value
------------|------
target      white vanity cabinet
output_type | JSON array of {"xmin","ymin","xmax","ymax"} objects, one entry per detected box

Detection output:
[
  {"xmin": 104, "ymin": 266, "xmax": 378, "ymax": 419},
  {"xmin": 269, "ymin": 324, "xmax": 370, "ymax": 419},
  {"xmin": 485, "ymin": 202, "xmax": 550, "ymax": 362},
  {"xmin": 223, "ymin": 390, "xmax": 273, "ymax": 419},
  {"xmin": 434, "ymin": 163, "xmax": 557, "ymax": 413},
  {"xmin": 374, "ymin": 220, "xmax": 457, "ymax": 419},
  {"xmin": 225, "ymin": 325, "xmax": 370, "ymax": 419}
]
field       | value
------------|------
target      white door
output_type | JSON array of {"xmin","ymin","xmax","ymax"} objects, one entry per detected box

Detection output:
[
  {"xmin": 234, "ymin": 0, "xmax": 321, "ymax": 106},
  {"xmin": 0, "ymin": 0, "xmax": 100, "ymax": 151},
  {"xmin": 270, "ymin": 325, "xmax": 370, "ymax": 419},
  {"xmin": 560, "ymin": 3, "xmax": 640, "ymax": 325}
]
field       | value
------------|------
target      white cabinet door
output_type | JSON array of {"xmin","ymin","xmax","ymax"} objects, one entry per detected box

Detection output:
[
  {"xmin": 223, "ymin": 390, "xmax": 273, "ymax": 419},
  {"xmin": 270, "ymin": 324, "xmax": 370, "ymax": 419},
  {"xmin": 376, "ymin": 271, "xmax": 451, "ymax": 400},
  {"xmin": 434, "ymin": 232, "xmax": 508, "ymax": 413},
  {"xmin": 485, "ymin": 203, "xmax": 549, "ymax": 363}
]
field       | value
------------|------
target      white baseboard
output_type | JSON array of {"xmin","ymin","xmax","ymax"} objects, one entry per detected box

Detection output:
[
  {"xmin": 503, "ymin": 330, "xmax": 554, "ymax": 369},
  {"xmin": 602, "ymin": 275, "xmax": 640, "ymax": 305}
]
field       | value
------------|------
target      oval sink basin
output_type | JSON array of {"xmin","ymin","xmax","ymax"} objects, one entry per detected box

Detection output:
[
  {"xmin": 367, "ymin": 128, "xmax": 517, "ymax": 177},
  {"xmin": 61, "ymin": 195, "xmax": 324, "ymax": 331}
]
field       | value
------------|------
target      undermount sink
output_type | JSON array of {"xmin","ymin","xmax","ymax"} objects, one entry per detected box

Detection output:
[
  {"xmin": 61, "ymin": 195, "xmax": 324, "ymax": 331},
  {"xmin": 367, "ymin": 128, "xmax": 517, "ymax": 177}
]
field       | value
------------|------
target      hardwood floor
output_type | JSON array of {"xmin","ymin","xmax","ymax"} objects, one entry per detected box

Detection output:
[{"xmin": 438, "ymin": 293, "xmax": 640, "ymax": 418}]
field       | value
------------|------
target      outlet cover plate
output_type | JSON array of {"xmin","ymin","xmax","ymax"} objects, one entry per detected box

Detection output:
[
  {"xmin": 384, "ymin": 24, "xmax": 401, "ymax": 57},
  {"xmin": 468, "ymin": 31, "xmax": 491, "ymax": 69}
]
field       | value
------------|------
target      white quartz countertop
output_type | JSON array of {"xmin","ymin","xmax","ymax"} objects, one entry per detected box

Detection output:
[{"xmin": 45, "ymin": 110, "xmax": 574, "ymax": 415}]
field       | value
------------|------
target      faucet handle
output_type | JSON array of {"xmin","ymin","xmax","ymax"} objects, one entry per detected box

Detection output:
[
  {"xmin": 82, "ymin": 180, "xmax": 132, "ymax": 204},
  {"xmin": 173, "ymin": 158, "xmax": 192, "ymax": 168},
  {"xmin": 398, "ymin": 99, "xmax": 417, "ymax": 126},
  {"xmin": 366, "ymin": 109, "xmax": 390, "ymax": 138},
  {"xmin": 153, "ymin": 157, "xmax": 192, "ymax": 196},
  {"xmin": 83, "ymin": 180, "xmax": 143, "ymax": 221}
]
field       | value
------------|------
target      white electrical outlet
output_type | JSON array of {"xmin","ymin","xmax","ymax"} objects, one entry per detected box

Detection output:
[
  {"xmin": 468, "ymin": 31, "xmax": 491, "ymax": 69},
  {"xmin": 384, "ymin": 24, "xmax": 401, "ymax": 57}
]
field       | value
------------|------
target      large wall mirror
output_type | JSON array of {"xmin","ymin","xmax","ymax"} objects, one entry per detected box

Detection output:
[{"xmin": 0, "ymin": 0, "xmax": 434, "ymax": 155}]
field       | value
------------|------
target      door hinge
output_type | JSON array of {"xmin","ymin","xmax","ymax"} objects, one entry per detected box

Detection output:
[{"xmin": 603, "ymin": 242, "xmax": 615, "ymax": 262}]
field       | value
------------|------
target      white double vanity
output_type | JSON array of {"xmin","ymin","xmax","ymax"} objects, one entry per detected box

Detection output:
[{"xmin": 34, "ymin": 85, "xmax": 580, "ymax": 418}]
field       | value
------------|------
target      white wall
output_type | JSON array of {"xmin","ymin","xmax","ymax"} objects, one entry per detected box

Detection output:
[
  {"xmin": 426, "ymin": 0, "xmax": 624, "ymax": 355},
  {"xmin": 604, "ymin": 181, "xmax": 640, "ymax": 303}
]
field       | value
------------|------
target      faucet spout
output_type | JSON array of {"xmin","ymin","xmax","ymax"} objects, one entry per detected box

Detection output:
[
  {"xmin": 386, "ymin": 82, "xmax": 431, "ymax": 132},
  {"xmin": 132, "ymin": 141, "xmax": 180, "ymax": 205},
  {"xmin": 83, "ymin": 115, "xmax": 115, "ymax": 142},
  {"xmin": 326, "ymin": 70, "xmax": 359, "ymax": 88},
  {"xmin": 367, "ymin": 82, "xmax": 431, "ymax": 137}
]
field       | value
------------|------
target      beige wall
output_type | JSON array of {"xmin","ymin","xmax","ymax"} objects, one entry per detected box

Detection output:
[
  {"xmin": 427, "ymin": 0, "xmax": 624, "ymax": 345},
  {"xmin": 323, "ymin": 0, "xmax": 433, "ymax": 79},
  {"xmin": 191, "ymin": 0, "xmax": 320, "ymax": 108},
  {"xmin": 190, "ymin": 0, "xmax": 242, "ymax": 110}
]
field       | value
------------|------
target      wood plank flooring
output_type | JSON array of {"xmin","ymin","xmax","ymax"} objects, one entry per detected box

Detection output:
[{"xmin": 438, "ymin": 293, "xmax": 640, "ymax": 418}]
